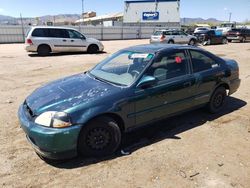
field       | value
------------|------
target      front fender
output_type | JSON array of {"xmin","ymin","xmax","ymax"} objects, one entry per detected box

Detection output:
[{"xmin": 70, "ymin": 104, "xmax": 117, "ymax": 126}]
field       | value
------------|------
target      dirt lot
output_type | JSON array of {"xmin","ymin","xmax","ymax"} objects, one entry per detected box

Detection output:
[{"xmin": 0, "ymin": 40, "xmax": 249, "ymax": 188}]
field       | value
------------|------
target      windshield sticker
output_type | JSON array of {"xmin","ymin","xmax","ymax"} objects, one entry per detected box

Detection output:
[
  {"xmin": 130, "ymin": 53, "xmax": 151, "ymax": 59},
  {"xmin": 212, "ymin": 64, "xmax": 219, "ymax": 68}
]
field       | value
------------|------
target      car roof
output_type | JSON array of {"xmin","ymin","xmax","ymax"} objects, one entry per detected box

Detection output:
[
  {"xmin": 30, "ymin": 26, "xmax": 77, "ymax": 30},
  {"xmin": 154, "ymin": 29, "xmax": 180, "ymax": 32},
  {"xmin": 122, "ymin": 44, "xmax": 200, "ymax": 54}
]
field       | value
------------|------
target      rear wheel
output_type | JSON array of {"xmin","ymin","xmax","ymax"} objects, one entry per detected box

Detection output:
[
  {"xmin": 241, "ymin": 37, "xmax": 246, "ymax": 43},
  {"xmin": 78, "ymin": 116, "xmax": 121, "ymax": 157},
  {"xmin": 168, "ymin": 40, "xmax": 174, "ymax": 44},
  {"xmin": 37, "ymin": 45, "xmax": 51, "ymax": 56},
  {"xmin": 207, "ymin": 87, "xmax": 227, "ymax": 113},
  {"xmin": 87, "ymin": 44, "xmax": 99, "ymax": 54}
]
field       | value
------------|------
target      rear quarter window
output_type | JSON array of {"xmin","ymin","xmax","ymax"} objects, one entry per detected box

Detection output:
[
  {"xmin": 190, "ymin": 50, "xmax": 219, "ymax": 73},
  {"xmin": 31, "ymin": 28, "xmax": 49, "ymax": 37},
  {"xmin": 48, "ymin": 29, "xmax": 68, "ymax": 38}
]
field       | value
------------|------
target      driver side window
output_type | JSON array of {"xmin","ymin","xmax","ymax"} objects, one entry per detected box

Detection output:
[
  {"xmin": 146, "ymin": 50, "xmax": 188, "ymax": 82},
  {"xmin": 67, "ymin": 30, "xmax": 85, "ymax": 39}
]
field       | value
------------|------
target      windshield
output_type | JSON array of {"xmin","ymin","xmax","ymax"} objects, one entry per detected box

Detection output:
[
  {"xmin": 89, "ymin": 51, "xmax": 154, "ymax": 86},
  {"xmin": 153, "ymin": 31, "xmax": 164, "ymax": 36},
  {"xmin": 230, "ymin": 29, "xmax": 242, "ymax": 32},
  {"xmin": 197, "ymin": 28, "xmax": 208, "ymax": 31},
  {"xmin": 220, "ymin": 23, "xmax": 234, "ymax": 27}
]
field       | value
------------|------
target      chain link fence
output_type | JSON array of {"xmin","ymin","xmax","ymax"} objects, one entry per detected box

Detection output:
[{"xmin": 0, "ymin": 25, "xmax": 177, "ymax": 44}]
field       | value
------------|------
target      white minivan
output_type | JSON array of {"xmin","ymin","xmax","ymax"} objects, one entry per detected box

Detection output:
[{"xmin": 25, "ymin": 26, "xmax": 104, "ymax": 56}]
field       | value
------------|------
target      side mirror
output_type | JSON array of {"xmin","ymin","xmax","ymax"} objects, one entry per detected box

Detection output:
[{"xmin": 137, "ymin": 76, "xmax": 157, "ymax": 89}]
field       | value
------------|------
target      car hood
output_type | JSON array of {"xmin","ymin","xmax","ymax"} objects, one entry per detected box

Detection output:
[
  {"xmin": 86, "ymin": 37, "xmax": 101, "ymax": 44},
  {"xmin": 26, "ymin": 73, "xmax": 120, "ymax": 115}
]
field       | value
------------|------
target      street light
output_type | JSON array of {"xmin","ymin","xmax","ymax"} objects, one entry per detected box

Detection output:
[{"xmin": 229, "ymin": 12, "xmax": 232, "ymax": 22}]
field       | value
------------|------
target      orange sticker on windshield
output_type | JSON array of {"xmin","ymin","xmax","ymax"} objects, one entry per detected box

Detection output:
[{"xmin": 175, "ymin": 56, "xmax": 182, "ymax": 63}]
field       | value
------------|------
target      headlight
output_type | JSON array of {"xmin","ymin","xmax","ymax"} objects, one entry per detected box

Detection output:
[{"xmin": 34, "ymin": 111, "xmax": 72, "ymax": 128}]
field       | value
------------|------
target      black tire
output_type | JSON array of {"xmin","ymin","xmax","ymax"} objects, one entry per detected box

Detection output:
[
  {"xmin": 207, "ymin": 87, "xmax": 227, "ymax": 114},
  {"xmin": 222, "ymin": 38, "xmax": 228, "ymax": 44},
  {"xmin": 78, "ymin": 116, "xmax": 121, "ymax": 157},
  {"xmin": 189, "ymin": 39, "xmax": 196, "ymax": 46},
  {"xmin": 37, "ymin": 45, "xmax": 51, "ymax": 56},
  {"xmin": 87, "ymin": 44, "xmax": 99, "ymax": 54},
  {"xmin": 168, "ymin": 40, "xmax": 174, "ymax": 44},
  {"xmin": 240, "ymin": 37, "xmax": 246, "ymax": 43}
]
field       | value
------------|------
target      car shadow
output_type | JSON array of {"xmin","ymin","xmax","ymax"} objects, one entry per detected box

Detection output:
[
  {"xmin": 28, "ymin": 51, "xmax": 107, "ymax": 57},
  {"xmin": 48, "ymin": 96, "xmax": 246, "ymax": 169}
]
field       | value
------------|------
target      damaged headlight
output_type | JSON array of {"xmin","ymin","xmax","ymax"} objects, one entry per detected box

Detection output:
[{"xmin": 34, "ymin": 111, "xmax": 72, "ymax": 128}]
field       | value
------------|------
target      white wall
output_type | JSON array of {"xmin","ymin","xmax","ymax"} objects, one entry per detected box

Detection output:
[{"xmin": 124, "ymin": 1, "xmax": 180, "ymax": 23}]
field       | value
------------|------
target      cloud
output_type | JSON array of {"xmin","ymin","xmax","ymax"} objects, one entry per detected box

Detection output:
[
  {"xmin": 223, "ymin": 7, "xmax": 228, "ymax": 11},
  {"xmin": 0, "ymin": 8, "xmax": 4, "ymax": 12}
]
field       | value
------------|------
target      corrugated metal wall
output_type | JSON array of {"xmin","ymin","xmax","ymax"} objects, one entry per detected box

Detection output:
[{"xmin": 0, "ymin": 25, "xmax": 167, "ymax": 43}]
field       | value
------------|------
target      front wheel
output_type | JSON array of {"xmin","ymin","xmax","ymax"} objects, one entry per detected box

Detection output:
[
  {"xmin": 241, "ymin": 37, "xmax": 246, "ymax": 43},
  {"xmin": 222, "ymin": 38, "xmax": 228, "ymax": 44},
  {"xmin": 78, "ymin": 116, "xmax": 121, "ymax": 157},
  {"xmin": 202, "ymin": 39, "xmax": 211, "ymax": 46},
  {"xmin": 207, "ymin": 87, "xmax": 227, "ymax": 113},
  {"xmin": 87, "ymin": 44, "xmax": 99, "ymax": 54},
  {"xmin": 189, "ymin": 39, "xmax": 196, "ymax": 46}
]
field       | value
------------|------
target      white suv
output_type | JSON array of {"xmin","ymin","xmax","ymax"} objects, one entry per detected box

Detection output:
[
  {"xmin": 25, "ymin": 26, "xmax": 104, "ymax": 56},
  {"xmin": 150, "ymin": 29, "xmax": 197, "ymax": 45}
]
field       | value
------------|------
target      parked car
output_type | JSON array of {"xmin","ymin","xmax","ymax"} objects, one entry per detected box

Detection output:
[
  {"xmin": 25, "ymin": 26, "xmax": 104, "ymax": 56},
  {"xmin": 150, "ymin": 29, "xmax": 197, "ymax": 45},
  {"xmin": 227, "ymin": 28, "xmax": 250, "ymax": 42},
  {"xmin": 18, "ymin": 44, "xmax": 240, "ymax": 160},
  {"xmin": 194, "ymin": 30, "xmax": 228, "ymax": 45},
  {"xmin": 216, "ymin": 22, "xmax": 237, "ymax": 35},
  {"xmin": 194, "ymin": 27, "xmax": 210, "ymax": 34}
]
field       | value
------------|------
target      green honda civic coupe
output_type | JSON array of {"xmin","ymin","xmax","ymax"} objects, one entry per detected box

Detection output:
[{"xmin": 18, "ymin": 44, "xmax": 240, "ymax": 160}]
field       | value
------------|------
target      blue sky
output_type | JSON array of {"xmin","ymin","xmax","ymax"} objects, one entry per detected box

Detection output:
[{"xmin": 0, "ymin": 0, "xmax": 250, "ymax": 22}]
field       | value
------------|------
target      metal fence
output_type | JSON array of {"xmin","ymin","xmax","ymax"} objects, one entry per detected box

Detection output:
[{"xmin": 0, "ymin": 25, "xmax": 173, "ymax": 43}]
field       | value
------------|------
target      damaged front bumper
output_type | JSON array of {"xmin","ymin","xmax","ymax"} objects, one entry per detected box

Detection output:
[{"xmin": 18, "ymin": 104, "xmax": 81, "ymax": 160}]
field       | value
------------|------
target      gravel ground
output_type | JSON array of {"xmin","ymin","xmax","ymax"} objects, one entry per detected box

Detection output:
[{"xmin": 0, "ymin": 40, "xmax": 249, "ymax": 188}]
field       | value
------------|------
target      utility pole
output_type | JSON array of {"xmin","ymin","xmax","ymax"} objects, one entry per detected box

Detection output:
[
  {"xmin": 229, "ymin": 12, "xmax": 232, "ymax": 22},
  {"xmin": 20, "ymin": 13, "xmax": 25, "ymax": 43},
  {"xmin": 81, "ymin": 0, "xmax": 84, "ymax": 25}
]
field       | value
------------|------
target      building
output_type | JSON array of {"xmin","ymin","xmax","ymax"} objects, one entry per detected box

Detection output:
[
  {"xmin": 75, "ymin": 12, "xmax": 123, "ymax": 26},
  {"xmin": 123, "ymin": 0, "xmax": 180, "ymax": 27}
]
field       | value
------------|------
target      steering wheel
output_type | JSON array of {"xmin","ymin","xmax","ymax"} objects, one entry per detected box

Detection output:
[{"xmin": 131, "ymin": 70, "xmax": 140, "ymax": 78}]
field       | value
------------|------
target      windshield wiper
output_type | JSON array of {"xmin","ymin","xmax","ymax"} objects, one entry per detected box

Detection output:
[{"xmin": 87, "ymin": 72, "xmax": 127, "ymax": 87}]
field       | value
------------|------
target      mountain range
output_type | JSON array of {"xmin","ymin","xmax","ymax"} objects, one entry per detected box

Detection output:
[
  {"xmin": 0, "ymin": 14, "xmax": 81, "ymax": 25},
  {"xmin": 0, "ymin": 14, "xmax": 224, "ymax": 25}
]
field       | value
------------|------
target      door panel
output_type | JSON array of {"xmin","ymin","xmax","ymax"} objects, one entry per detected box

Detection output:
[
  {"xmin": 47, "ymin": 29, "xmax": 70, "ymax": 52},
  {"xmin": 65, "ymin": 30, "xmax": 87, "ymax": 52},
  {"xmin": 133, "ymin": 49, "xmax": 196, "ymax": 126},
  {"xmin": 134, "ymin": 75, "xmax": 196, "ymax": 125},
  {"xmin": 189, "ymin": 49, "xmax": 223, "ymax": 105}
]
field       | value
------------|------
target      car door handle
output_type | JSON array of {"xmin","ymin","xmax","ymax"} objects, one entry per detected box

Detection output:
[
  {"xmin": 62, "ymin": 39, "xmax": 67, "ymax": 42},
  {"xmin": 71, "ymin": 40, "xmax": 74, "ymax": 42}
]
